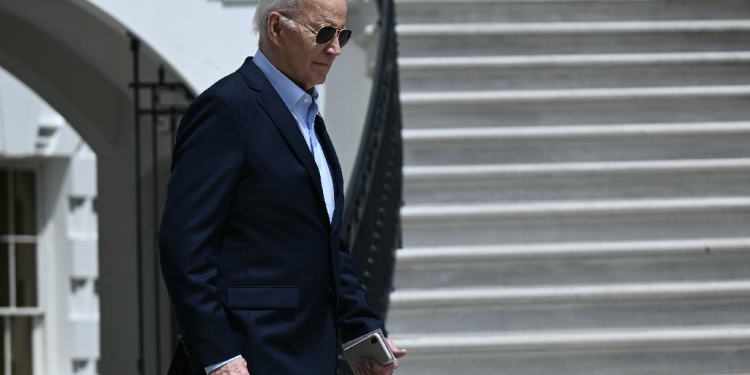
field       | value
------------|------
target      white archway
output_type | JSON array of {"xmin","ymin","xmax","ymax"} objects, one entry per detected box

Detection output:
[{"xmin": 0, "ymin": 1, "xmax": 186, "ymax": 373}]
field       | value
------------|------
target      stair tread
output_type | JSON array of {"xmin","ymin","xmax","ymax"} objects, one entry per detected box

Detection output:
[
  {"xmin": 403, "ymin": 122, "xmax": 750, "ymax": 141},
  {"xmin": 399, "ymin": 51, "xmax": 750, "ymax": 70},
  {"xmin": 401, "ymin": 85, "xmax": 750, "ymax": 104},
  {"xmin": 402, "ymin": 197, "xmax": 750, "ymax": 219},
  {"xmin": 404, "ymin": 158, "xmax": 750, "ymax": 180},
  {"xmin": 391, "ymin": 280, "xmax": 750, "ymax": 307},
  {"xmin": 397, "ymin": 19, "xmax": 750, "ymax": 35},
  {"xmin": 397, "ymin": 238, "xmax": 750, "ymax": 263},
  {"xmin": 389, "ymin": 325, "xmax": 750, "ymax": 352},
  {"xmin": 397, "ymin": 0, "xmax": 731, "ymax": 4}
]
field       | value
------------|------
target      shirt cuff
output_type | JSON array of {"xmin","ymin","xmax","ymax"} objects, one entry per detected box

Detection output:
[{"xmin": 205, "ymin": 355, "xmax": 242, "ymax": 374}]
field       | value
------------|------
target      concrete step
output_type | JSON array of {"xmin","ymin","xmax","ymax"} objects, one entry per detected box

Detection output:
[
  {"xmin": 388, "ymin": 282, "xmax": 750, "ymax": 334},
  {"xmin": 404, "ymin": 158, "xmax": 750, "ymax": 204},
  {"xmin": 394, "ymin": 238, "xmax": 750, "ymax": 288},
  {"xmin": 399, "ymin": 52, "xmax": 750, "ymax": 92},
  {"xmin": 402, "ymin": 87, "xmax": 750, "ymax": 129},
  {"xmin": 398, "ymin": 20, "xmax": 750, "ymax": 36},
  {"xmin": 403, "ymin": 123, "xmax": 750, "ymax": 166},
  {"xmin": 391, "ymin": 325, "xmax": 750, "ymax": 353},
  {"xmin": 396, "ymin": 0, "xmax": 750, "ymax": 25},
  {"xmin": 392, "ymin": 281, "xmax": 750, "ymax": 309},
  {"xmin": 401, "ymin": 85, "xmax": 750, "ymax": 108},
  {"xmin": 389, "ymin": 327, "xmax": 750, "ymax": 375},
  {"xmin": 398, "ymin": 20, "xmax": 750, "ymax": 57},
  {"xmin": 401, "ymin": 198, "xmax": 750, "ymax": 247},
  {"xmin": 399, "ymin": 51, "xmax": 750, "ymax": 71},
  {"xmin": 403, "ymin": 122, "xmax": 750, "ymax": 141}
]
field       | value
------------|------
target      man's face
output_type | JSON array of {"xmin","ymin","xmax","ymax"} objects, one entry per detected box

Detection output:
[{"xmin": 274, "ymin": 0, "xmax": 347, "ymax": 91}]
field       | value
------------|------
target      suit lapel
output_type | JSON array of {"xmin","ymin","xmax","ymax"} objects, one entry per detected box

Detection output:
[
  {"xmin": 315, "ymin": 114, "xmax": 345, "ymax": 236},
  {"xmin": 256, "ymin": 82, "xmax": 327, "ymax": 210},
  {"xmin": 238, "ymin": 57, "xmax": 337, "ymax": 228}
]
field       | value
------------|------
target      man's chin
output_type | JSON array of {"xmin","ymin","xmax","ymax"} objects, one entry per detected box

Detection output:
[
  {"xmin": 302, "ymin": 77, "xmax": 327, "ymax": 91},
  {"xmin": 313, "ymin": 73, "xmax": 329, "ymax": 86}
]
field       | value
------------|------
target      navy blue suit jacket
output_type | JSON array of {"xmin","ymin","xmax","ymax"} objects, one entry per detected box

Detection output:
[{"xmin": 159, "ymin": 57, "xmax": 385, "ymax": 375}]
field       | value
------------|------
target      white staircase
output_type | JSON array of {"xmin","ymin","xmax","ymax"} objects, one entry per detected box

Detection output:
[{"xmin": 388, "ymin": 0, "xmax": 750, "ymax": 373}]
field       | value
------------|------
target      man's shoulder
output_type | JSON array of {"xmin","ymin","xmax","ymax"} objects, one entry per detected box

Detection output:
[
  {"xmin": 188, "ymin": 71, "xmax": 262, "ymax": 116},
  {"xmin": 184, "ymin": 58, "xmax": 271, "ymax": 120},
  {"xmin": 206, "ymin": 57, "xmax": 264, "ymax": 95},
  {"xmin": 204, "ymin": 70, "xmax": 254, "ymax": 100}
]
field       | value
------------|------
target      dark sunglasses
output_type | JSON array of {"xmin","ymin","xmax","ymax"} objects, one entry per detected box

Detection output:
[{"xmin": 279, "ymin": 13, "xmax": 352, "ymax": 47}]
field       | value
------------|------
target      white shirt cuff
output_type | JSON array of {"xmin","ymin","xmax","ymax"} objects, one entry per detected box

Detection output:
[{"xmin": 205, "ymin": 355, "xmax": 242, "ymax": 374}]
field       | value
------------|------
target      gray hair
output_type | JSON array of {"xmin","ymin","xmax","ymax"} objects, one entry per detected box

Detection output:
[{"xmin": 253, "ymin": 0, "xmax": 304, "ymax": 44}]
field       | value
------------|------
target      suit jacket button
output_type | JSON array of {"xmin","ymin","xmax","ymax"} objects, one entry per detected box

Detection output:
[{"xmin": 328, "ymin": 288, "xmax": 336, "ymax": 299}]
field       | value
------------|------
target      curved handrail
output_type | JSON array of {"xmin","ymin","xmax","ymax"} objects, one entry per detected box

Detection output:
[{"xmin": 340, "ymin": 0, "xmax": 402, "ymax": 324}]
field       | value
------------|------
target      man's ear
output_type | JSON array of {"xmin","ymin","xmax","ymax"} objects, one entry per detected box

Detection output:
[{"xmin": 267, "ymin": 12, "xmax": 285, "ymax": 48}]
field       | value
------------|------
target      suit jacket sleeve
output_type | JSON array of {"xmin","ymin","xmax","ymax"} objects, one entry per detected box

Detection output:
[
  {"xmin": 336, "ymin": 239, "xmax": 387, "ymax": 341},
  {"xmin": 159, "ymin": 90, "xmax": 244, "ymax": 368}
]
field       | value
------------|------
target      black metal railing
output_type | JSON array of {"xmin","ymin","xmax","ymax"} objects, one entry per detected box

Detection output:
[
  {"xmin": 338, "ymin": 0, "xmax": 403, "ymax": 370},
  {"xmin": 130, "ymin": 36, "xmax": 195, "ymax": 375}
]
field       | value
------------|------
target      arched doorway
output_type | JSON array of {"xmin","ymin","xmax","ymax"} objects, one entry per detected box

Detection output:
[{"xmin": 0, "ymin": 1, "xmax": 187, "ymax": 374}]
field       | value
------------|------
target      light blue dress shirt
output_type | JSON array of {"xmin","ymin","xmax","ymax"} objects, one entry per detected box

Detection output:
[
  {"xmin": 204, "ymin": 50, "xmax": 336, "ymax": 374},
  {"xmin": 253, "ymin": 50, "xmax": 335, "ymax": 222}
]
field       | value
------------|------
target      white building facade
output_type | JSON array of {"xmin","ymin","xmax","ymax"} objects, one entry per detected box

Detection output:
[{"xmin": 0, "ymin": 65, "xmax": 99, "ymax": 375}]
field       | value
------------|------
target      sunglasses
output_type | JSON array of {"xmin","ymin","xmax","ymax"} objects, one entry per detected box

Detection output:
[{"xmin": 279, "ymin": 13, "xmax": 352, "ymax": 47}]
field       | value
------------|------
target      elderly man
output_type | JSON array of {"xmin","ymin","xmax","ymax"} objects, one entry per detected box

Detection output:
[{"xmin": 157, "ymin": 0, "xmax": 405, "ymax": 373}]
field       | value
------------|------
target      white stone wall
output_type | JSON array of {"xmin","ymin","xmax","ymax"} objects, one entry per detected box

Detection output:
[
  {"xmin": 81, "ymin": 0, "xmax": 377, "ymax": 182},
  {"xmin": 85, "ymin": 0, "xmax": 259, "ymax": 93}
]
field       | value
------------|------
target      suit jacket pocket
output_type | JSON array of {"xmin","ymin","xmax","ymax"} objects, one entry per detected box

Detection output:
[{"xmin": 226, "ymin": 286, "xmax": 299, "ymax": 310}]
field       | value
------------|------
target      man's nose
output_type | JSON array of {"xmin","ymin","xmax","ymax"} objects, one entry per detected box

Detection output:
[{"xmin": 325, "ymin": 36, "xmax": 342, "ymax": 56}]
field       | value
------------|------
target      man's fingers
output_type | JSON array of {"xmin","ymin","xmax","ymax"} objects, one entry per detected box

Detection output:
[
  {"xmin": 359, "ymin": 358, "xmax": 374, "ymax": 375},
  {"xmin": 360, "ymin": 356, "xmax": 400, "ymax": 375},
  {"xmin": 386, "ymin": 338, "xmax": 407, "ymax": 358},
  {"xmin": 368, "ymin": 359, "xmax": 395, "ymax": 375}
]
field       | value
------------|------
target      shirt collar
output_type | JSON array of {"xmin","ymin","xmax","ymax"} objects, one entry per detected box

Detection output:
[{"xmin": 253, "ymin": 49, "xmax": 319, "ymax": 116}]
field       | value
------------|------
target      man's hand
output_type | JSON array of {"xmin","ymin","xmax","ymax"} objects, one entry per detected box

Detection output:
[
  {"xmin": 209, "ymin": 357, "xmax": 249, "ymax": 375},
  {"xmin": 357, "ymin": 338, "xmax": 407, "ymax": 375}
]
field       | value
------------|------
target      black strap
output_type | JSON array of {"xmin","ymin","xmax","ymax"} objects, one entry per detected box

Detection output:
[{"xmin": 167, "ymin": 335, "xmax": 194, "ymax": 375}]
